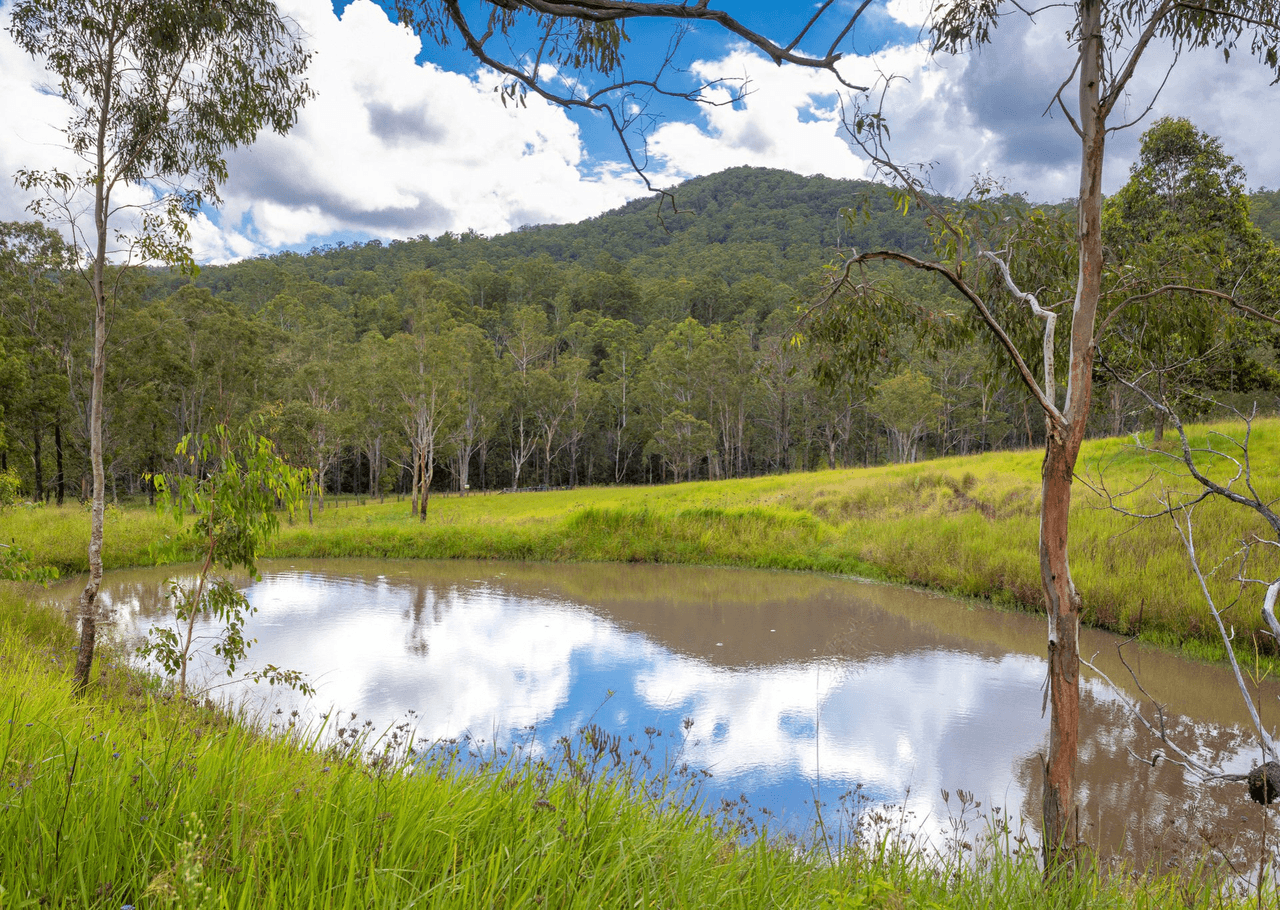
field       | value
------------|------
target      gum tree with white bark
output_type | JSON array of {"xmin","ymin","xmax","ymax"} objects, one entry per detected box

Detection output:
[{"xmin": 8, "ymin": 0, "xmax": 312, "ymax": 690}]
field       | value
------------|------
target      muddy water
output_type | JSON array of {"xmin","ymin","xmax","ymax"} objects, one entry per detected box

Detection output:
[{"xmin": 43, "ymin": 559, "xmax": 1280, "ymax": 862}]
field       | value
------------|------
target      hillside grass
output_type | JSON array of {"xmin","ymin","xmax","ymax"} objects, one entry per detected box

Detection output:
[
  {"xmin": 7, "ymin": 418, "xmax": 1280, "ymax": 664},
  {"xmin": 0, "ymin": 588, "xmax": 1257, "ymax": 909}
]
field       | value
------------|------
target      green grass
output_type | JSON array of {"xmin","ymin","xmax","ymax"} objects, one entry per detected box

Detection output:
[
  {"xmin": 5, "ymin": 423, "xmax": 1280, "ymax": 906},
  {"xmin": 8, "ymin": 417, "xmax": 1280, "ymax": 665},
  {"xmin": 0, "ymin": 589, "xmax": 1258, "ymax": 909}
]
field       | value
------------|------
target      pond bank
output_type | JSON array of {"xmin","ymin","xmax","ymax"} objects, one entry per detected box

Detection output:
[
  {"xmin": 7, "ymin": 419, "xmax": 1280, "ymax": 667},
  {"xmin": 0, "ymin": 587, "xmax": 1255, "ymax": 909}
]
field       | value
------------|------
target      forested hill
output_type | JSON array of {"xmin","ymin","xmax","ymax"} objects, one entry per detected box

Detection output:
[
  {"xmin": 501, "ymin": 167, "xmax": 933, "ymax": 262},
  {"xmin": 8, "ymin": 164, "xmax": 1280, "ymax": 507},
  {"xmin": 185, "ymin": 167, "xmax": 932, "ymax": 299}
]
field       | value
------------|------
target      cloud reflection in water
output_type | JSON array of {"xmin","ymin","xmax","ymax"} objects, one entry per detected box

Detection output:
[{"xmin": 75, "ymin": 558, "xmax": 1277, "ymax": 857}]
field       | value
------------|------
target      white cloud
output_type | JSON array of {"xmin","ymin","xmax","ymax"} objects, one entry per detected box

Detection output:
[
  {"xmin": 1, "ymin": 0, "xmax": 650, "ymax": 264},
  {"xmin": 644, "ymin": 49, "xmax": 862, "ymax": 181},
  {"xmin": 0, "ymin": 17, "xmax": 82, "ymax": 223},
  {"xmin": 203, "ymin": 0, "xmax": 650, "ymax": 261},
  {"xmin": 0, "ymin": 8, "xmax": 192, "ymax": 252},
  {"xmin": 6, "ymin": 0, "xmax": 1280, "ymax": 264},
  {"xmin": 651, "ymin": 6, "xmax": 1280, "ymax": 204},
  {"xmin": 884, "ymin": 0, "xmax": 934, "ymax": 30}
]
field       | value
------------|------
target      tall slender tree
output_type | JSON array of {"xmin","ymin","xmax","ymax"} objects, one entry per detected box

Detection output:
[
  {"xmin": 8, "ymin": 0, "xmax": 312, "ymax": 690},
  {"xmin": 825, "ymin": 0, "xmax": 1280, "ymax": 864}
]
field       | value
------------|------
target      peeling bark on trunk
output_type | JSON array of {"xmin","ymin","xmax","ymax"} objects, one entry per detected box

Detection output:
[
  {"xmin": 55, "ymin": 415, "xmax": 65, "ymax": 506},
  {"xmin": 1039, "ymin": 0, "xmax": 1104, "ymax": 865},
  {"xmin": 1040, "ymin": 434, "xmax": 1082, "ymax": 861}
]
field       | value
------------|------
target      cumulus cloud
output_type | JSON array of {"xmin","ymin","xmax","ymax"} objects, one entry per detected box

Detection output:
[
  {"xmin": 5, "ymin": 0, "xmax": 1280, "ymax": 263},
  {"xmin": 0, "ymin": 19, "xmax": 82, "ymax": 223},
  {"xmin": 653, "ymin": 2, "xmax": 1280, "ymax": 204},
  {"xmin": 201, "ymin": 0, "xmax": 653, "ymax": 262},
  {"xmin": 1, "ymin": 0, "xmax": 650, "ymax": 263}
]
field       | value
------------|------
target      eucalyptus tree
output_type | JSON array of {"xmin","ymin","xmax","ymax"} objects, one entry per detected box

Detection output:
[
  {"xmin": 826, "ymin": 0, "xmax": 1280, "ymax": 863},
  {"xmin": 348, "ymin": 332, "xmax": 400, "ymax": 501},
  {"xmin": 641, "ymin": 318, "xmax": 720, "ymax": 479},
  {"xmin": 443, "ymin": 322, "xmax": 505, "ymax": 493},
  {"xmin": 290, "ymin": 354, "xmax": 346, "ymax": 518},
  {"xmin": 1103, "ymin": 118, "xmax": 1278, "ymax": 440},
  {"xmin": 644, "ymin": 410, "xmax": 714, "ymax": 483},
  {"xmin": 871, "ymin": 370, "xmax": 942, "ymax": 464},
  {"xmin": 8, "ymin": 0, "xmax": 312, "ymax": 690},
  {"xmin": 500, "ymin": 304, "xmax": 554, "ymax": 490},
  {"xmin": 703, "ymin": 322, "xmax": 756, "ymax": 479},
  {"xmin": 106, "ymin": 297, "xmax": 188, "ymax": 504},
  {"xmin": 593, "ymin": 316, "xmax": 647, "ymax": 483},
  {"xmin": 530, "ymin": 354, "xmax": 598, "ymax": 486},
  {"xmin": 389, "ymin": 310, "xmax": 464, "ymax": 518},
  {"xmin": 756, "ymin": 309, "xmax": 809, "ymax": 472},
  {"xmin": 0, "ymin": 335, "xmax": 28, "ymax": 479}
]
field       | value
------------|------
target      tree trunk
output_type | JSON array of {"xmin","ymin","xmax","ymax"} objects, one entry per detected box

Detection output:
[
  {"xmin": 32, "ymin": 420, "xmax": 44, "ymax": 502},
  {"xmin": 419, "ymin": 443, "xmax": 432, "ymax": 520},
  {"xmin": 73, "ymin": 225, "xmax": 108, "ymax": 691},
  {"xmin": 56, "ymin": 414, "xmax": 65, "ymax": 506},
  {"xmin": 1039, "ymin": 0, "xmax": 1104, "ymax": 867},
  {"xmin": 1040, "ymin": 434, "xmax": 1082, "ymax": 863}
]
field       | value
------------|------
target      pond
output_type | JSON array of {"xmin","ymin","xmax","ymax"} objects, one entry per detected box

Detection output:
[{"xmin": 43, "ymin": 559, "xmax": 1280, "ymax": 863}]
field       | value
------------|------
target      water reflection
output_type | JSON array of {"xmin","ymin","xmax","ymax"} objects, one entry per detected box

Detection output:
[{"xmin": 44, "ymin": 559, "xmax": 1280, "ymax": 864}]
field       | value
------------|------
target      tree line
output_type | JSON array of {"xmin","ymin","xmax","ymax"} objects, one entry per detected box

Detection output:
[{"xmin": 2, "ymin": 152, "xmax": 1278, "ymax": 512}]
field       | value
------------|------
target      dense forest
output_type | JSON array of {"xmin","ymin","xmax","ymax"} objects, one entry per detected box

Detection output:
[{"xmin": 2, "ymin": 162, "xmax": 1278, "ymax": 509}]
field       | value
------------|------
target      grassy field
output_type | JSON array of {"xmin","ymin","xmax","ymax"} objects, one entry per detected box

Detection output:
[
  {"xmin": 5, "ymin": 421, "xmax": 1280, "ymax": 906},
  {"xmin": 0, "ymin": 588, "xmax": 1260, "ymax": 909},
  {"xmin": 7, "ymin": 417, "xmax": 1280, "ymax": 663}
]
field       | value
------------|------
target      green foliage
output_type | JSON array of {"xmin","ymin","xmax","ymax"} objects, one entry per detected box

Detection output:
[
  {"xmin": 0, "ymin": 540, "xmax": 60, "ymax": 586},
  {"xmin": 1102, "ymin": 118, "xmax": 1280, "ymax": 428},
  {"xmin": 139, "ymin": 425, "xmax": 311, "ymax": 694},
  {"xmin": 155, "ymin": 426, "xmax": 307, "ymax": 575},
  {"xmin": 807, "ymin": 260, "xmax": 964, "ymax": 397},
  {"xmin": 1107, "ymin": 118, "xmax": 1250, "ymax": 246},
  {"xmin": 932, "ymin": 0, "xmax": 1280, "ymax": 83},
  {"xmin": 872, "ymin": 370, "xmax": 943, "ymax": 463},
  {"xmin": 0, "ymin": 470, "xmax": 19, "ymax": 508},
  {"xmin": 0, "ymin": 468, "xmax": 60, "ymax": 585}
]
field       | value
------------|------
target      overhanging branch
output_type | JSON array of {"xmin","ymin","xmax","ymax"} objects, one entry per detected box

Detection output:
[
  {"xmin": 502, "ymin": 0, "xmax": 866, "ymax": 72},
  {"xmin": 845, "ymin": 249, "xmax": 1067, "ymax": 432}
]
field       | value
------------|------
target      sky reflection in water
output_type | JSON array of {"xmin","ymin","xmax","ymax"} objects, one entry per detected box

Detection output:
[{"xmin": 78, "ymin": 558, "xmax": 1279, "ymax": 857}]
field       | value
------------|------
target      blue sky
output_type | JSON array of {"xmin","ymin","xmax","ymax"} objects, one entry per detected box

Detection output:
[{"xmin": 4, "ymin": 0, "xmax": 1280, "ymax": 263}]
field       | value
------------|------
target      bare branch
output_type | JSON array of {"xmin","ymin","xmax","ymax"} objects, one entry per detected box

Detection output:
[
  {"xmin": 844, "ymin": 249, "xmax": 1067, "ymax": 431},
  {"xmin": 1081, "ymin": 642, "xmax": 1218, "ymax": 778},
  {"xmin": 431, "ymin": 0, "xmax": 869, "ymax": 194},
  {"xmin": 508, "ymin": 0, "xmax": 864, "ymax": 70},
  {"xmin": 1171, "ymin": 509, "xmax": 1278, "ymax": 761},
  {"xmin": 1099, "ymin": 0, "xmax": 1178, "ymax": 118},
  {"xmin": 1106, "ymin": 55, "xmax": 1178, "ymax": 134},
  {"xmin": 1042, "ymin": 52, "xmax": 1083, "ymax": 136},
  {"xmin": 980, "ymin": 249, "xmax": 1059, "ymax": 410}
]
